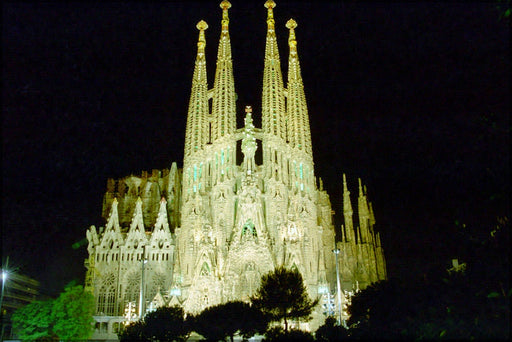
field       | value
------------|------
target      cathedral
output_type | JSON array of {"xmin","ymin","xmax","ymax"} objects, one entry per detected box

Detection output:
[{"xmin": 84, "ymin": 1, "xmax": 386, "ymax": 339}]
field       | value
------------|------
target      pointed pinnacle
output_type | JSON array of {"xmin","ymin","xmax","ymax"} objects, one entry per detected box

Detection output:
[
  {"xmin": 220, "ymin": 0, "xmax": 231, "ymax": 10},
  {"xmin": 286, "ymin": 19, "xmax": 297, "ymax": 52},
  {"xmin": 265, "ymin": 0, "xmax": 276, "ymax": 29},
  {"xmin": 196, "ymin": 20, "xmax": 208, "ymax": 31},
  {"xmin": 220, "ymin": 1, "xmax": 231, "ymax": 31},
  {"xmin": 264, "ymin": 0, "xmax": 276, "ymax": 9},
  {"xmin": 343, "ymin": 174, "xmax": 350, "ymax": 195},
  {"xmin": 286, "ymin": 18, "xmax": 297, "ymax": 29},
  {"xmin": 196, "ymin": 20, "xmax": 208, "ymax": 53}
]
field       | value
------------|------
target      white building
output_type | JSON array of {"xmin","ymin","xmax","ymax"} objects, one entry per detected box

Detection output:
[{"xmin": 84, "ymin": 1, "xmax": 386, "ymax": 339}]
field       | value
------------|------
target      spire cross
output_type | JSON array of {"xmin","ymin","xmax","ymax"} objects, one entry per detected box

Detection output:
[
  {"xmin": 245, "ymin": 105, "xmax": 252, "ymax": 114},
  {"xmin": 286, "ymin": 19, "xmax": 297, "ymax": 54},
  {"xmin": 220, "ymin": 1, "xmax": 231, "ymax": 31},
  {"xmin": 196, "ymin": 20, "xmax": 208, "ymax": 53}
]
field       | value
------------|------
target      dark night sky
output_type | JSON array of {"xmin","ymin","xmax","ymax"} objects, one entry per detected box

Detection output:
[{"xmin": 2, "ymin": 2, "xmax": 509, "ymax": 296}]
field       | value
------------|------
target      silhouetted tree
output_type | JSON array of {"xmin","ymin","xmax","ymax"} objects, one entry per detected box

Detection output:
[
  {"xmin": 315, "ymin": 316, "xmax": 350, "ymax": 341},
  {"xmin": 144, "ymin": 305, "xmax": 190, "ymax": 342},
  {"xmin": 347, "ymin": 279, "xmax": 413, "ymax": 340},
  {"xmin": 251, "ymin": 267, "xmax": 318, "ymax": 332},
  {"xmin": 118, "ymin": 305, "xmax": 190, "ymax": 342},
  {"xmin": 192, "ymin": 300, "xmax": 267, "ymax": 341},
  {"xmin": 119, "ymin": 320, "xmax": 147, "ymax": 342},
  {"xmin": 263, "ymin": 326, "xmax": 314, "ymax": 341},
  {"xmin": 347, "ymin": 217, "xmax": 510, "ymax": 340}
]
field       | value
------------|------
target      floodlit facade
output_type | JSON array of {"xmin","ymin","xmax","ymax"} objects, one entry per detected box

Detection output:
[{"xmin": 84, "ymin": 1, "xmax": 386, "ymax": 339}]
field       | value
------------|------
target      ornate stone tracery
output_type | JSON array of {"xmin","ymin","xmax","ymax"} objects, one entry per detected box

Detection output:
[{"xmin": 84, "ymin": 1, "xmax": 386, "ymax": 338}]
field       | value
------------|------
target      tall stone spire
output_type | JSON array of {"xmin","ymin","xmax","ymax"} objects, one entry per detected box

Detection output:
[
  {"xmin": 211, "ymin": 0, "xmax": 236, "ymax": 141},
  {"xmin": 185, "ymin": 20, "xmax": 209, "ymax": 157},
  {"xmin": 343, "ymin": 174, "xmax": 355, "ymax": 242},
  {"xmin": 357, "ymin": 178, "xmax": 371, "ymax": 244},
  {"xmin": 262, "ymin": 0, "xmax": 286, "ymax": 139},
  {"xmin": 286, "ymin": 19, "xmax": 312, "ymax": 156},
  {"xmin": 105, "ymin": 197, "xmax": 121, "ymax": 234}
]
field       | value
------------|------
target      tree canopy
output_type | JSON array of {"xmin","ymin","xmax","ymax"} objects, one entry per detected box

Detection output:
[
  {"xmin": 192, "ymin": 300, "xmax": 267, "ymax": 341},
  {"xmin": 315, "ymin": 316, "xmax": 350, "ymax": 342},
  {"xmin": 144, "ymin": 305, "xmax": 189, "ymax": 342},
  {"xmin": 11, "ymin": 300, "xmax": 55, "ymax": 341},
  {"xmin": 51, "ymin": 284, "xmax": 95, "ymax": 340},
  {"xmin": 11, "ymin": 284, "xmax": 94, "ymax": 341},
  {"xmin": 118, "ymin": 305, "xmax": 190, "ymax": 342},
  {"xmin": 251, "ymin": 266, "xmax": 318, "ymax": 332},
  {"xmin": 347, "ymin": 217, "xmax": 510, "ymax": 340}
]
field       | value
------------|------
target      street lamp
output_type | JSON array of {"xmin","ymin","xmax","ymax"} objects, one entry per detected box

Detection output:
[
  {"xmin": 332, "ymin": 248, "xmax": 343, "ymax": 326},
  {"xmin": 1, "ymin": 258, "xmax": 9, "ymax": 342},
  {"xmin": 1, "ymin": 270, "xmax": 7, "ymax": 311},
  {"xmin": 138, "ymin": 245, "xmax": 147, "ymax": 319}
]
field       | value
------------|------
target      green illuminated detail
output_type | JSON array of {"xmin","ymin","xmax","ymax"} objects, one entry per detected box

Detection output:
[{"xmin": 242, "ymin": 219, "xmax": 257, "ymax": 237}]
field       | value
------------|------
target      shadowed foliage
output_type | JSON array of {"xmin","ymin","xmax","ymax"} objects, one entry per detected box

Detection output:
[
  {"xmin": 315, "ymin": 316, "xmax": 350, "ymax": 341},
  {"xmin": 251, "ymin": 267, "xmax": 318, "ymax": 332},
  {"xmin": 192, "ymin": 300, "xmax": 267, "ymax": 341},
  {"xmin": 263, "ymin": 326, "xmax": 315, "ymax": 341},
  {"xmin": 118, "ymin": 320, "xmax": 146, "ymax": 342},
  {"xmin": 11, "ymin": 300, "xmax": 55, "ymax": 341},
  {"xmin": 118, "ymin": 305, "xmax": 190, "ymax": 342},
  {"xmin": 347, "ymin": 217, "xmax": 510, "ymax": 340},
  {"xmin": 11, "ymin": 285, "xmax": 94, "ymax": 341}
]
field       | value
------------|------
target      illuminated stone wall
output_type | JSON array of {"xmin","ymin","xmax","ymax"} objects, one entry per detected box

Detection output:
[{"xmin": 84, "ymin": 1, "xmax": 386, "ymax": 336}]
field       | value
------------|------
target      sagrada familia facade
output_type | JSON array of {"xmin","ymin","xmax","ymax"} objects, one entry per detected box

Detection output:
[{"xmin": 84, "ymin": 1, "xmax": 386, "ymax": 338}]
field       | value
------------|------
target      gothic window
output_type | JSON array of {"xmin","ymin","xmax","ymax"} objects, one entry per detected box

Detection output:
[
  {"xmin": 96, "ymin": 273, "xmax": 116, "ymax": 315},
  {"xmin": 147, "ymin": 273, "xmax": 166, "ymax": 303},
  {"xmin": 124, "ymin": 273, "xmax": 141, "ymax": 309}
]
